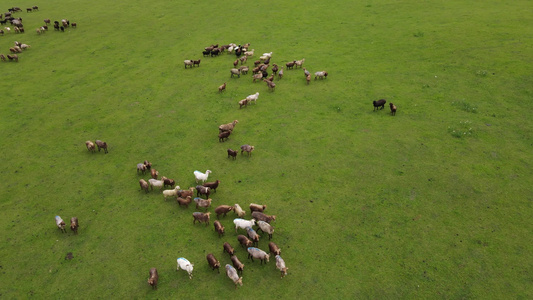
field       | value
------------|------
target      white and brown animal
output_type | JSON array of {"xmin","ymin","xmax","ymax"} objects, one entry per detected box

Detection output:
[
  {"xmin": 234, "ymin": 218, "xmax": 256, "ymax": 233},
  {"xmin": 218, "ymin": 82, "xmax": 226, "ymax": 93},
  {"xmin": 55, "ymin": 216, "xmax": 66, "ymax": 233},
  {"xmin": 219, "ymin": 120, "xmax": 238, "ymax": 133},
  {"xmin": 147, "ymin": 268, "xmax": 158, "ymax": 289},
  {"xmin": 192, "ymin": 212, "xmax": 211, "ymax": 226},
  {"xmin": 85, "ymin": 141, "xmax": 95, "ymax": 152},
  {"xmin": 163, "ymin": 186, "xmax": 181, "ymax": 200},
  {"xmin": 315, "ymin": 71, "xmax": 328, "ymax": 80},
  {"xmin": 390, "ymin": 102, "xmax": 397, "ymax": 116},
  {"xmin": 240, "ymin": 144, "xmax": 255, "ymax": 156},
  {"xmin": 70, "ymin": 217, "xmax": 79, "ymax": 234},
  {"xmin": 275, "ymin": 255, "xmax": 288, "ymax": 278},
  {"xmin": 194, "ymin": 197, "xmax": 212, "ymax": 211},
  {"xmin": 233, "ymin": 204, "xmax": 246, "ymax": 217},
  {"xmin": 249, "ymin": 203, "xmax": 266, "ymax": 213},
  {"xmin": 139, "ymin": 179, "xmax": 149, "ymax": 193},
  {"xmin": 95, "ymin": 140, "xmax": 108, "ymax": 153}
]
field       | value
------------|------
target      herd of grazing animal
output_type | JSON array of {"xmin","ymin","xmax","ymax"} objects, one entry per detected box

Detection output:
[{"xmin": 1, "ymin": 7, "xmax": 78, "ymax": 63}]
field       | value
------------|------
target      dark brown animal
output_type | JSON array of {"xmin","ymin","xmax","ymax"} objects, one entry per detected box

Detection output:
[
  {"xmin": 150, "ymin": 168, "xmax": 159, "ymax": 179},
  {"xmin": 249, "ymin": 203, "xmax": 266, "ymax": 213},
  {"xmin": 177, "ymin": 187, "xmax": 195, "ymax": 198},
  {"xmin": 163, "ymin": 178, "xmax": 175, "ymax": 188},
  {"xmin": 214, "ymin": 205, "xmax": 233, "ymax": 218},
  {"xmin": 269, "ymin": 242, "xmax": 281, "ymax": 256},
  {"xmin": 206, "ymin": 253, "xmax": 221, "ymax": 273},
  {"xmin": 0, "ymin": 54, "xmax": 5, "ymax": 61},
  {"xmin": 148, "ymin": 268, "xmax": 158, "ymax": 289},
  {"xmin": 286, "ymin": 61, "xmax": 296, "ymax": 69},
  {"xmin": 193, "ymin": 59, "xmax": 201, "ymax": 67},
  {"xmin": 218, "ymin": 82, "xmax": 226, "ymax": 92},
  {"xmin": 177, "ymin": 196, "xmax": 192, "ymax": 208},
  {"xmin": 203, "ymin": 180, "xmax": 220, "ymax": 193},
  {"xmin": 223, "ymin": 242, "xmax": 235, "ymax": 256},
  {"xmin": 32, "ymin": 6, "xmax": 39, "ymax": 11},
  {"xmin": 139, "ymin": 179, "xmax": 149, "ymax": 193},
  {"xmin": 70, "ymin": 217, "xmax": 79, "ymax": 234},
  {"xmin": 237, "ymin": 235, "xmax": 253, "ymax": 248},
  {"xmin": 218, "ymin": 130, "xmax": 231, "ymax": 142},
  {"xmin": 251, "ymin": 211, "xmax": 276, "ymax": 223},
  {"xmin": 196, "ymin": 185, "xmax": 210, "ymax": 198},
  {"xmin": 44, "ymin": 19, "xmax": 51, "ymax": 25},
  {"xmin": 71, "ymin": 22, "xmax": 77, "ymax": 28},
  {"xmin": 390, "ymin": 103, "xmax": 397, "ymax": 116},
  {"xmin": 193, "ymin": 212, "xmax": 211, "ymax": 226},
  {"xmin": 95, "ymin": 140, "xmax": 108, "ymax": 153},
  {"xmin": 143, "ymin": 160, "xmax": 152, "ymax": 169},
  {"xmin": 230, "ymin": 255, "xmax": 244, "ymax": 274},
  {"xmin": 373, "ymin": 99, "xmax": 386, "ymax": 111},
  {"xmin": 214, "ymin": 220, "xmax": 225, "ymax": 237},
  {"xmin": 272, "ymin": 64, "xmax": 279, "ymax": 74},
  {"xmin": 227, "ymin": 149, "xmax": 238, "ymax": 160}
]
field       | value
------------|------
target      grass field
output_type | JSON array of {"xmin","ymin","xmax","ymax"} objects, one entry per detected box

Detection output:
[{"xmin": 0, "ymin": 0, "xmax": 532, "ymax": 298}]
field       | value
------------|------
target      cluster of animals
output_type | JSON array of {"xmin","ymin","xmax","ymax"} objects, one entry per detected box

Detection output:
[
  {"xmin": 131, "ymin": 159, "xmax": 288, "ymax": 289},
  {"xmin": 0, "ymin": 6, "xmax": 77, "ymax": 62},
  {"xmin": 184, "ymin": 42, "xmax": 328, "ymax": 97},
  {"xmin": 55, "ymin": 216, "xmax": 79, "ymax": 234},
  {"xmin": 372, "ymin": 99, "xmax": 398, "ymax": 115}
]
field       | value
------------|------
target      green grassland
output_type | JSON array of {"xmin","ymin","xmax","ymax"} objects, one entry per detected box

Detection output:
[{"xmin": 0, "ymin": 0, "xmax": 531, "ymax": 298}]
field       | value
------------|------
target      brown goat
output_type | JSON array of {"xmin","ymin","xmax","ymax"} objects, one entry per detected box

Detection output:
[
  {"xmin": 223, "ymin": 242, "xmax": 235, "ymax": 257},
  {"xmin": 251, "ymin": 211, "xmax": 276, "ymax": 223},
  {"xmin": 269, "ymin": 242, "xmax": 281, "ymax": 256},
  {"xmin": 193, "ymin": 59, "xmax": 201, "ymax": 67},
  {"xmin": 214, "ymin": 220, "xmax": 225, "ymax": 237},
  {"xmin": 227, "ymin": 149, "xmax": 238, "ymax": 159},
  {"xmin": 206, "ymin": 253, "xmax": 221, "ymax": 273},
  {"xmin": 178, "ymin": 187, "xmax": 195, "ymax": 198},
  {"xmin": 214, "ymin": 205, "xmax": 234, "ymax": 218},
  {"xmin": 163, "ymin": 178, "xmax": 175, "ymax": 188},
  {"xmin": 373, "ymin": 99, "xmax": 387, "ymax": 111},
  {"xmin": 139, "ymin": 179, "xmax": 149, "ymax": 193},
  {"xmin": 390, "ymin": 103, "xmax": 397, "ymax": 116},
  {"xmin": 7, "ymin": 54, "xmax": 18, "ymax": 62},
  {"xmin": 193, "ymin": 212, "xmax": 211, "ymax": 226},
  {"xmin": 263, "ymin": 79, "xmax": 276, "ymax": 91},
  {"xmin": 237, "ymin": 235, "xmax": 253, "ymax": 248},
  {"xmin": 239, "ymin": 98, "xmax": 250, "ymax": 109},
  {"xmin": 148, "ymin": 268, "xmax": 158, "ymax": 289},
  {"xmin": 218, "ymin": 82, "xmax": 226, "ymax": 93},
  {"xmin": 286, "ymin": 61, "xmax": 296, "ymax": 69},
  {"xmin": 95, "ymin": 140, "xmax": 108, "ymax": 153},
  {"xmin": 150, "ymin": 168, "xmax": 159, "ymax": 179},
  {"xmin": 249, "ymin": 203, "xmax": 267, "ymax": 213},
  {"xmin": 218, "ymin": 130, "xmax": 231, "ymax": 142},
  {"xmin": 230, "ymin": 255, "xmax": 245, "ymax": 274},
  {"xmin": 240, "ymin": 144, "xmax": 255, "ymax": 156},
  {"xmin": 177, "ymin": 196, "xmax": 192, "ymax": 208},
  {"xmin": 203, "ymin": 180, "xmax": 220, "ymax": 192},
  {"xmin": 70, "ymin": 217, "xmax": 79, "ymax": 234}
]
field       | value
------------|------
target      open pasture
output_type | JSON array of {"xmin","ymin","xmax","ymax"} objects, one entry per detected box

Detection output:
[{"xmin": 0, "ymin": 0, "xmax": 531, "ymax": 298}]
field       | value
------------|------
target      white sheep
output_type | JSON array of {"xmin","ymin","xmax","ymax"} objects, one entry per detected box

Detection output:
[
  {"xmin": 177, "ymin": 257, "xmax": 194, "ymax": 279},
  {"xmin": 234, "ymin": 204, "xmax": 246, "ymax": 217},
  {"xmin": 55, "ymin": 216, "xmax": 66, "ymax": 233},
  {"xmin": 233, "ymin": 218, "xmax": 256, "ymax": 233},
  {"xmin": 244, "ymin": 49, "xmax": 254, "ymax": 56},
  {"xmin": 184, "ymin": 60, "xmax": 194, "ymax": 68},
  {"xmin": 20, "ymin": 44, "xmax": 31, "ymax": 49},
  {"xmin": 162, "ymin": 186, "xmax": 181, "ymax": 200},
  {"xmin": 148, "ymin": 178, "xmax": 164, "ymax": 191},
  {"xmin": 246, "ymin": 92, "xmax": 259, "ymax": 104},
  {"xmin": 260, "ymin": 52, "xmax": 272, "ymax": 60},
  {"xmin": 275, "ymin": 255, "xmax": 288, "ymax": 278},
  {"xmin": 315, "ymin": 71, "xmax": 328, "ymax": 80},
  {"xmin": 225, "ymin": 264, "xmax": 243, "ymax": 288},
  {"xmin": 193, "ymin": 170, "xmax": 211, "ymax": 183}
]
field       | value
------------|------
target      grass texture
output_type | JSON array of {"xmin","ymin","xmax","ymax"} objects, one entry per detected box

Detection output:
[{"xmin": 0, "ymin": 0, "xmax": 532, "ymax": 298}]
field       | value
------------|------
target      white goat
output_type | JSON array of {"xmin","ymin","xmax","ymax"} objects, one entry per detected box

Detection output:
[
  {"xmin": 163, "ymin": 186, "xmax": 181, "ymax": 200},
  {"xmin": 193, "ymin": 170, "xmax": 211, "ymax": 183},
  {"xmin": 246, "ymin": 92, "xmax": 259, "ymax": 104},
  {"xmin": 275, "ymin": 255, "xmax": 288, "ymax": 278},
  {"xmin": 234, "ymin": 204, "xmax": 246, "ymax": 217},
  {"xmin": 148, "ymin": 178, "xmax": 164, "ymax": 191},
  {"xmin": 177, "ymin": 257, "xmax": 194, "ymax": 279},
  {"xmin": 55, "ymin": 216, "xmax": 66, "ymax": 233},
  {"xmin": 233, "ymin": 218, "xmax": 256, "ymax": 233}
]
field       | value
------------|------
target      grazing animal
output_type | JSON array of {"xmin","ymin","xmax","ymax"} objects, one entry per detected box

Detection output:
[
  {"xmin": 206, "ymin": 253, "xmax": 221, "ymax": 273},
  {"xmin": 295, "ymin": 58, "xmax": 305, "ymax": 68},
  {"xmin": 177, "ymin": 196, "xmax": 192, "ymax": 208},
  {"xmin": 225, "ymin": 264, "xmax": 243, "ymax": 288},
  {"xmin": 219, "ymin": 120, "xmax": 238, "ymax": 133},
  {"xmin": 239, "ymin": 65, "xmax": 249, "ymax": 74},
  {"xmin": 218, "ymin": 82, "xmax": 226, "ymax": 92},
  {"xmin": 239, "ymin": 55, "xmax": 247, "ymax": 64},
  {"xmin": 252, "ymin": 73, "xmax": 263, "ymax": 83},
  {"xmin": 0, "ymin": 30, "xmax": 3, "ymax": 35},
  {"xmin": 137, "ymin": 163, "xmax": 147, "ymax": 174},
  {"xmin": 144, "ymin": 160, "xmax": 152, "ymax": 169},
  {"xmin": 234, "ymin": 204, "xmax": 246, "ymax": 217},
  {"xmin": 163, "ymin": 178, "xmax": 175, "ymax": 188},
  {"xmin": 275, "ymin": 255, "xmax": 288, "ymax": 278},
  {"xmin": 246, "ymin": 92, "xmax": 259, "ymax": 103},
  {"xmin": 278, "ymin": 67, "xmax": 284, "ymax": 79},
  {"xmin": 71, "ymin": 22, "xmax": 77, "ymax": 28},
  {"xmin": 315, "ymin": 71, "xmax": 328, "ymax": 80},
  {"xmin": 263, "ymin": 79, "xmax": 276, "ymax": 91},
  {"xmin": 214, "ymin": 205, "xmax": 233, "ymax": 218},
  {"xmin": 148, "ymin": 179, "xmax": 164, "ymax": 191},
  {"xmin": 249, "ymin": 203, "xmax": 266, "ymax": 213},
  {"xmin": 177, "ymin": 187, "xmax": 195, "ymax": 198},
  {"xmin": 193, "ymin": 59, "xmax": 201, "ymax": 67},
  {"xmin": 233, "ymin": 59, "xmax": 239, "ymax": 68},
  {"xmin": 44, "ymin": 19, "xmax": 51, "ymax": 25},
  {"xmin": 227, "ymin": 148, "xmax": 238, "ymax": 159},
  {"xmin": 286, "ymin": 61, "xmax": 296, "ymax": 69},
  {"xmin": 230, "ymin": 68, "xmax": 241, "ymax": 78},
  {"xmin": 85, "ymin": 141, "xmax": 95, "ymax": 152},
  {"xmin": 303, "ymin": 67, "xmax": 310, "ymax": 77},
  {"xmin": 257, "ymin": 221, "xmax": 274, "ymax": 240},
  {"xmin": 95, "ymin": 140, "xmax": 108, "ymax": 153},
  {"xmin": 150, "ymin": 168, "xmax": 159, "ymax": 179},
  {"xmin": 239, "ymin": 98, "xmax": 250, "ymax": 109},
  {"xmin": 184, "ymin": 60, "xmax": 194, "ymax": 68},
  {"xmin": 223, "ymin": 242, "xmax": 235, "ymax": 257},
  {"xmin": 237, "ymin": 235, "xmax": 254, "ymax": 248},
  {"xmin": 230, "ymin": 255, "xmax": 245, "ymax": 274},
  {"xmin": 373, "ymin": 99, "xmax": 387, "ymax": 111},
  {"xmin": 70, "ymin": 217, "xmax": 79, "ymax": 234},
  {"xmin": 176, "ymin": 257, "xmax": 194, "ymax": 279},
  {"xmin": 234, "ymin": 218, "xmax": 256, "ymax": 232},
  {"xmin": 218, "ymin": 130, "xmax": 231, "ymax": 142},
  {"xmin": 244, "ymin": 49, "xmax": 254, "ymax": 56},
  {"xmin": 20, "ymin": 44, "xmax": 30, "ymax": 49},
  {"xmin": 7, "ymin": 54, "xmax": 18, "ymax": 62},
  {"xmin": 203, "ymin": 180, "xmax": 220, "ymax": 192},
  {"xmin": 247, "ymin": 247, "xmax": 269, "ymax": 264},
  {"xmin": 246, "ymin": 227, "xmax": 260, "ymax": 246},
  {"xmin": 139, "ymin": 179, "xmax": 149, "ymax": 193},
  {"xmin": 240, "ymin": 144, "xmax": 255, "ymax": 156},
  {"xmin": 251, "ymin": 211, "xmax": 276, "ymax": 223},
  {"xmin": 194, "ymin": 197, "xmax": 212, "ymax": 211},
  {"xmin": 163, "ymin": 186, "xmax": 181, "ymax": 200},
  {"xmin": 269, "ymin": 242, "xmax": 281, "ymax": 256},
  {"xmin": 148, "ymin": 268, "xmax": 158, "ymax": 289},
  {"xmin": 202, "ymin": 50, "xmax": 210, "ymax": 57},
  {"xmin": 194, "ymin": 170, "xmax": 212, "ymax": 183},
  {"xmin": 55, "ymin": 216, "xmax": 66, "ymax": 233},
  {"xmin": 214, "ymin": 220, "xmax": 225, "ymax": 237},
  {"xmin": 390, "ymin": 103, "xmax": 397, "ymax": 115},
  {"xmin": 192, "ymin": 212, "xmax": 211, "ymax": 226},
  {"xmin": 26, "ymin": 8, "xmax": 32, "ymax": 13},
  {"xmin": 306, "ymin": 74, "xmax": 311, "ymax": 85},
  {"xmin": 0, "ymin": 54, "xmax": 6, "ymax": 61}
]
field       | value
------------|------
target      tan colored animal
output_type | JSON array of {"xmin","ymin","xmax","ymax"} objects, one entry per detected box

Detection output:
[
  {"xmin": 249, "ymin": 203, "xmax": 266, "ymax": 213},
  {"xmin": 70, "ymin": 217, "xmax": 79, "ymax": 234},
  {"xmin": 215, "ymin": 205, "xmax": 233, "ymax": 218},
  {"xmin": 177, "ymin": 196, "xmax": 192, "ymax": 208},
  {"xmin": 218, "ymin": 82, "xmax": 226, "ymax": 93},
  {"xmin": 390, "ymin": 103, "xmax": 397, "ymax": 116},
  {"xmin": 85, "ymin": 141, "xmax": 95, "ymax": 152},
  {"xmin": 275, "ymin": 255, "xmax": 288, "ymax": 278},
  {"xmin": 192, "ymin": 212, "xmax": 211, "ymax": 226},
  {"xmin": 55, "ymin": 216, "xmax": 66, "ymax": 233},
  {"xmin": 239, "ymin": 98, "xmax": 250, "ymax": 109},
  {"xmin": 233, "ymin": 204, "xmax": 246, "ymax": 217},
  {"xmin": 148, "ymin": 268, "xmax": 158, "ymax": 289},
  {"xmin": 178, "ymin": 187, "xmax": 195, "ymax": 198},
  {"xmin": 150, "ymin": 168, "xmax": 159, "ymax": 179},
  {"xmin": 219, "ymin": 120, "xmax": 238, "ymax": 133},
  {"xmin": 139, "ymin": 179, "xmax": 149, "ymax": 193}
]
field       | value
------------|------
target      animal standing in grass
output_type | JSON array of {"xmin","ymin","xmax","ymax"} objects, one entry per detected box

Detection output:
[
  {"xmin": 55, "ymin": 216, "xmax": 66, "ymax": 233},
  {"xmin": 194, "ymin": 170, "xmax": 212, "ymax": 183},
  {"xmin": 70, "ymin": 217, "xmax": 79, "ymax": 234},
  {"xmin": 95, "ymin": 140, "xmax": 108, "ymax": 153},
  {"xmin": 85, "ymin": 141, "xmax": 95, "ymax": 152},
  {"xmin": 247, "ymin": 247, "xmax": 269, "ymax": 264},
  {"xmin": 390, "ymin": 103, "xmax": 397, "ymax": 115},
  {"xmin": 148, "ymin": 268, "xmax": 158, "ymax": 289},
  {"xmin": 373, "ymin": 99, "xmax": 386, "ymax": 111},
  {"xmin": 275, "ymin": 255, "xmax": 288, "ymax": 278},
  {"xmin": 176, "ymin": 257, "xmax": 194, "ymax": 279},
  {"xmin": 206, "ymin": 254, "xmax": 221, "ymax": 273},
  {"xmin": 241, "ymin": 144, "xmax": 255, "ymax": 156},
  {"xmin": 225, "ymin": 264, "xmax": 243, "ymax": 288}
]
